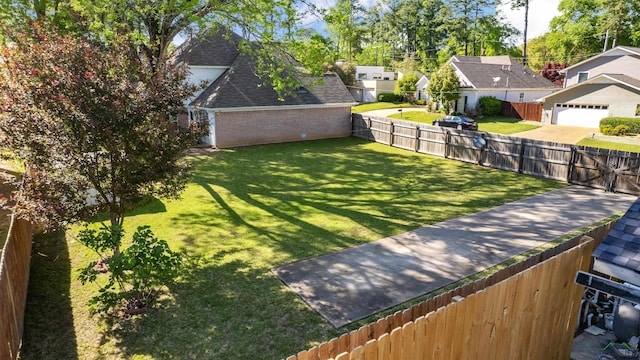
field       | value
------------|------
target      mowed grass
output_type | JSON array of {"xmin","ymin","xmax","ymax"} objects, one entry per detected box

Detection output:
[
  {"xmin": 386, "ymin": 112, "xmax": 541, "ymax": 135},
  {"xmin": 387, "ymin": 110, "xmax": 444, "ymax": 123},
  {"xmin": 21, "ymin": 137, "xmax": 565, "ymax": 360},
  {"xmin": 352, "ymin": 102, "xmax": 412, "ymax": 112},
  {"xmin": 577, "ymin": 138, "xmax": 640, "ymax": 152},
  {"xmin": 475, "ymin": 116, "xmax": 541, "ymax": 134}
]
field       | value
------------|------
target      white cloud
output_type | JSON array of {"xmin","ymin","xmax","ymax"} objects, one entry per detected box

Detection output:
[{"xmin": 498, "ymin": 0, "xmax": 561, "ymax": 43}]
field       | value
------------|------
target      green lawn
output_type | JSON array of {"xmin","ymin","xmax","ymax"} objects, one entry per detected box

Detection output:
[
  {"xmin": 387, "ymin": 110, "xmax": 444, "ymax": 123},
  {"xmin": 352, "ymin": 102, "xmax": 412, "ymax": 112},
  {"xmin": 21, "ymin": 137, "xmax": 565, "ymax": 360},
  {"xmin": 386, "ymin": 112, "xmax": 541, "ymax": 135},
  {"xmin": 475, "ymin": 116, "xmax": 541, "ymax": 134},
  {"xmin": 577, "ymin": 138, "xmax": 640, "ymax": 152}
]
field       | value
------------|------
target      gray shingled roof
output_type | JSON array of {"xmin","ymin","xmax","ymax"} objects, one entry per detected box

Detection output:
[
  {"xmin": 593, "ymin": 197, "xmax": 640, "ymax": 271},
  {"xmin": 451, "ymin": 56, "xmax": 559, "ymax": 89},
  {"xmin": 182, "ymin": 34, "xmax": 355, "ymax": 109},
  {"xmin": 172, "ymin": 29, "xmax": 243, "ymax": 67}
]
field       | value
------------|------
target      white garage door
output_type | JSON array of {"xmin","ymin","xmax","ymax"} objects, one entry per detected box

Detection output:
[{"xmin": 553, "ymin": 104, "xmax": 609, "ymax": 128}]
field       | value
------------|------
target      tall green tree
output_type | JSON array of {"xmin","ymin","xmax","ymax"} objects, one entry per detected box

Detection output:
[
  {"xmin": 323, "ymin": 0, "xmax": 365, "ymax": 61},
  {"xmin": 427, "ymin": 64, "xmax": 460, "ymax": 114},
  {"xmin": 547, "ymin": 0, "xmax": 640, "ymax": 64}
]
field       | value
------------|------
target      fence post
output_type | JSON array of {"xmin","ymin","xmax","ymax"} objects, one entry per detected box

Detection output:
[
  {"xmin": 367, "ymin": 117, "xmax": 372, "ymax": 141},
  {"xmin": 567, "ymin": 146, "xmax": 576, "ymax": 183},
  {"xmin": 389, "ymin": 121, "xmax": 394, "ymax": 147},
  {"xmin": 518, "ymin": 138, "xmax": 526, "ymax": 173},
  {"xmin": 444, "ymin": 130, "xmax": 450, "ymax": 159},
  {"xmin": 414, "ymin": 126, "xmax": 420, "ymax": 152}
]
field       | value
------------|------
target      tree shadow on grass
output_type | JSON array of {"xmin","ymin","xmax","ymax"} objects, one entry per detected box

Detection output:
[
  {"xmin": 177, "ymin": 137, "xmax": 561, "ymax": 261},
  {"xmin": 20, "ymin": 230, "xmax": 78, "ymax": 360},
  {"xmin": 100, "ymin": 257, "xmax": 341, "ymax": 360}
]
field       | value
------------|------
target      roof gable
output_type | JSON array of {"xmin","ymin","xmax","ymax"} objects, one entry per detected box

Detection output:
[
  {"xmin": 562, "ymin": 46, "xmax": 640, "ymax": 73},
  {"xmin": 449, "ymin": 56, "xmax": 558, "ymax": 89},
  {"xmin": 536, "ymin": 73, "xmax": 640, "ymax": 102},
  {"xmin": 189, "ymin": 48, "xmax": 354, "ymax": 109},
  {"xmin": 172, "ymin": 28, "xmax": 243, "ymax": 67}
]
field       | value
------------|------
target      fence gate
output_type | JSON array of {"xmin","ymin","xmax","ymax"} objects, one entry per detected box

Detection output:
[{"xmin": 569, "ymin": 146, "xmax": 640, "ymax": 194}]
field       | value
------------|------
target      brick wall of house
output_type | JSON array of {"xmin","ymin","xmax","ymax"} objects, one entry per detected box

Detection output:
[{"xmin": 214, "ymin": 106, "xmax": 352, "ymax": 148}]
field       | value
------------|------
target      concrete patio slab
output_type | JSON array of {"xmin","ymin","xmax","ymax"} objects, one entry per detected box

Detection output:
[{"xmin": 273, "ymin": 186, "xmax": 637, "ymax": 328}]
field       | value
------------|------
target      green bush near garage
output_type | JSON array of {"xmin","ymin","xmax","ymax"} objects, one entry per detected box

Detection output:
[
  {"xmin": 600, "ymin": 117, "xmax": 640, "ymax": 135},
  {"xmin": 377, "ymin": 93, "xmax": 403, "ymax": 102},
  {"xmin": 478, "ymin": 96, "xmax": 502, "ymax": 116}
]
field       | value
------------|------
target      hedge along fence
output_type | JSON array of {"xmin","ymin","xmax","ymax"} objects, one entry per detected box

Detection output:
[
  {"xmin": 0, "ymin": 212, "xmax": 34, "ymax": 360},
  {"xmin": 600, "ymin": 117, "xmax": 640, "ymax": 134},
  {"xmin": 286, "ymin": 221, "xmax": 616, "ymax": 360}
]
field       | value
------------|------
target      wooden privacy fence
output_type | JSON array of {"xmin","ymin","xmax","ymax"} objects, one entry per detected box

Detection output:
[
  {"xmin": 352, "ymin": 114, "xmax": 640, "ymax": 195},
  {"xmin": 286, "ymin": 221, "xmax": 615, "ymax": 360},
  {"xmin": 0, "ymin": 213, "xmax": 34, "ymax": 360},
  {"xmin": 501, "ymin": 101, "xmax": 542, "ymax": 121}
]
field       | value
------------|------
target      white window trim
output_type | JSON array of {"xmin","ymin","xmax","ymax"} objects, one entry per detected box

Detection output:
[{"xmin": 577, "ymin": 71, "xmax": 589, "ymax": 83}]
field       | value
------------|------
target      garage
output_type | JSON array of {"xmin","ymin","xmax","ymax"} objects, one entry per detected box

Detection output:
[{"xmin": 553, "ymin": 104, "xmax": 609, "ymax": 128}]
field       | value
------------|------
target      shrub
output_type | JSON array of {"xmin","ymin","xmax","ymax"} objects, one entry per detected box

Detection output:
[
  {"xmin": 600, "ymin": 117, "xmax": 640, "ymax": 134},
  {"xmin": 78, "ymin": 225, "xmax": 183, "ymax": 315},
  {"xmin": 377, "ymin": 93, "xmax": 403, "ymax": 103},
  {"xmin": 415, "ymin": 99, "xmax": 426, "ymax": 105},
  {"xmin": 601, "ymin": 125, "xmax": 614, "ymax": 135},
  {"xmin": 478, "ymin": 96, "xmax": 502, "ymax": 116},
  {"xmin": 613, "ymin": 125, "xmax": 630, "ymax": 136}
]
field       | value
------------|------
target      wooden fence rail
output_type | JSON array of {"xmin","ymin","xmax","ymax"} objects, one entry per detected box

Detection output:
[
  {"xmin": 287, "ymin": 221, "xmax": 616, "ymax": 360},
  {"xmin": 352, "ymin": 114, "xmax": 640, "ymax": 194},
  {"xmin": 0, "ymin": 213, "xmax": 34, "ymax": 360}
]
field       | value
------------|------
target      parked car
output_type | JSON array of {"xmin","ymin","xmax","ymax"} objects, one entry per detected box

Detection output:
[{"xmin": 432, "ymin": 116, "xmax": 478, "ymax": 131}]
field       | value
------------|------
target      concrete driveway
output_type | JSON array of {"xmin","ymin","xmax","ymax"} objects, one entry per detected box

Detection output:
[
  {"xmin": 512, "ymin": 124, "xmax": 598, "ymax": 144},
  {"xmin": 274, "ymin": 186, "xmax": 636, "ymax": 328}
]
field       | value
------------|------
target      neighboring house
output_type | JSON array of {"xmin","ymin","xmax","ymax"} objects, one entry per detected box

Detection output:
[
  {"xmin": 415, "ymin": 74, "xmax": 430, "ymax": 101},
  {"xmin": 349, "ymin": 65, "xmax": 396, "ymax": 103},
  {"xmin": 447, "ymin": 55, "xmax": 559, "ymax": 114},
  {"xmin": 172, "ymin": 29, "xmax": 356, "ymax": 148},
  {"xmin": 537, "ymin": 46, "xmax": 640, "ymax": 128}
]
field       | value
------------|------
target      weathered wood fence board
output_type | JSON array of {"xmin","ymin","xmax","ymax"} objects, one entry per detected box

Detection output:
[
  {"xmin": 0, "ymin": 215, "xmax": 34, "ymax": 360},
  {"xmin": 353, "ymin": 113, "xmax": 640, "ymax": 194},
  {"xmin": 501, "ymin": 101, "xmax": 543, "ymax": 121},
  {"xmin": 287, "ymin": 220, "xmax": 616, "ymax": 360}
]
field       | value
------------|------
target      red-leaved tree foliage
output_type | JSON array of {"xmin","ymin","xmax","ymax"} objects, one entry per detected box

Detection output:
[
  {"xmin": 541, "ymin": 62, "xmax": 569, "ymax": 86},
  {"xmin": 0, "ymin": 22, "xmax": 205, "ymax": 253}
]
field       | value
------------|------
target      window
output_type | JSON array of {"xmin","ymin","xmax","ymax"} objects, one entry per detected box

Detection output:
[
  {"xmin": 578, "ymin": 72, "xmax": 589, "ymax": 83},
  {"xmin": 357, "ymin": 73, "xmax": 367, "ymax": 80},
  {"xmin": 372, "ymin": 73, "xmax": 382, "ymax": 80},
  {"xmin": 518, "ymin": 93, "xmax": 525, "ymax": 102}
]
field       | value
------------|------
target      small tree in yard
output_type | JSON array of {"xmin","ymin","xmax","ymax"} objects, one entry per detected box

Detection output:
[
  {"xmin": 427, "ymin": 65, "xmax": 460, "ymax": 114},
  {"xmin": 394, "ymin": 73, "xmax": 419, "ymax": 102},
  {"xmin": 0, "ymin": 22, "xmax": 204, "ymax": 314}
]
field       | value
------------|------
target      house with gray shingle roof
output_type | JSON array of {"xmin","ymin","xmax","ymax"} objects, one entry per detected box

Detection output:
[
  {"xmin": 592, "ymin": 196, "xmax": 640, "ymax": 286},
  {"xmin": 172, "ymin": 28, "xmax": 356, "ymax": 148},
  {"xmin": 445, "ymin": 55, "xmax": 559, "ymax": 115},
  {"xmin": 536, "ymin": 46, "xmax": 640, "ymax": 128}
]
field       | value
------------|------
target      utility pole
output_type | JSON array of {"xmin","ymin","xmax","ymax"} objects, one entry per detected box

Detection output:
[
  {"xmin": 522, "ymin": 0, "xmax": 529, "ymax": 66},
  {"xmin": 603, "ymin": 29, "xmax": 609, "ymax": 52}
]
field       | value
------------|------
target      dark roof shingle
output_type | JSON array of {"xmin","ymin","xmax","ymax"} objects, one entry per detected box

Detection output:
[
  {"xmin": 593, "ymin": 197, "xmax": 640, "ymax": 271},
  {"xmin": 179, "ymin": 32, "xmax": 355, "ymax": 109},
  {"xmin": 451, "ymin": 56, "xmax": 559, "ymax": 89}
]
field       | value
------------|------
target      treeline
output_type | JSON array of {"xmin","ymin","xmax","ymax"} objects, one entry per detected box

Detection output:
[{"xmin": 298, "ymin": 0, "xmax": 640, "ymax": 74}]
